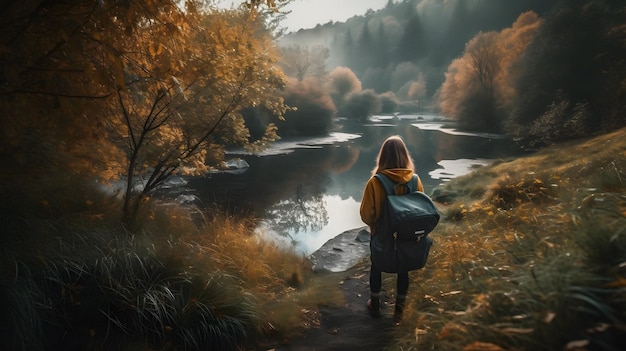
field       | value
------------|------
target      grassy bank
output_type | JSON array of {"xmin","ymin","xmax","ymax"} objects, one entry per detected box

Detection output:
[
  {"xmin": 381, "ymin": 128, "xmax": 626, "ymax": 350},
  {"xmin": 0, "ymin": 174, "xmax": 321, "ymax": 350},
  {"xmin": 2, "ymin": 128, "xmax": 624, "ymax": 350}
]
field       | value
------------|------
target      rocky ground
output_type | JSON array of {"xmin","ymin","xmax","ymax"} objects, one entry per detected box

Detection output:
[{"xmin": 307, "ymin": 227, "xmax": 371, "ymax": 273}]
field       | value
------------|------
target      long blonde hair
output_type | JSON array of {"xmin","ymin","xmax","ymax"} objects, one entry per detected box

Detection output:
[{"xmin": 372, "ymin": 135, "xmax": 415, "ymax": 175}]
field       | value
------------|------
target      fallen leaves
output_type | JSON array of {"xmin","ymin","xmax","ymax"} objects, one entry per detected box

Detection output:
[
  {"xmin": 463, "ymin": 341, "xmax": 505, "ymax": 351},
  {"xmin": 564, "ymin": 339, "xmax": 589, "ymax": 351}
]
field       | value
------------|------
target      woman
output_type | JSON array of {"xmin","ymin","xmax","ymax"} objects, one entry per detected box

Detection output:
[{"xmin": 359, "ymin": 135, "xmax": 423, "ymax": 322}]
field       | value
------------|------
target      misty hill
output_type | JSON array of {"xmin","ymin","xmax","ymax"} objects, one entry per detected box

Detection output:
[
  {"xmin": 275, "ymin": 0, "xmax": 625, "ymax": 148},
  {"xmin": 279, "ymin": 0, "xmax": 558, "ymax": 107}
]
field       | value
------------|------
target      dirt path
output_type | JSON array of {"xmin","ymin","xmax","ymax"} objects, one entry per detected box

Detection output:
[{"xmin": 267, "ymin": 229, "xmax": 401, "ymax": 351}]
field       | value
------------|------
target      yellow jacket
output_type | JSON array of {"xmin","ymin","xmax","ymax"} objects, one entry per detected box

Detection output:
[{"xmin": 359, "ymin": 168, "xmax": 424, "ymax": 235}]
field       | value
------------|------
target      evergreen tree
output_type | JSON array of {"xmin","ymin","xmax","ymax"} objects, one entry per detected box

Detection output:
[{"xmin": 397, "ymin": 11, "xmax": 427, "ymax": 62}]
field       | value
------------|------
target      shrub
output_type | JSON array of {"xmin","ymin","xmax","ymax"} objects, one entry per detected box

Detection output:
[
  {"xmin": 278, "ymin": 77, "xmax": 336, "ymax": 136},
  {"xmin": 379, "ymin": 91, "xmax": 399, "ymax": 114},
  {"xmin": 344, "ymin": 89, "xmax": 381, "ymax": 121}
]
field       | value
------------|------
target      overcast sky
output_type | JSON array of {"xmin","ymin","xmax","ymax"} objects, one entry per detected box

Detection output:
[{"xmin": 218, "ymin": 0, "xmax": 390, "ymax": 32}]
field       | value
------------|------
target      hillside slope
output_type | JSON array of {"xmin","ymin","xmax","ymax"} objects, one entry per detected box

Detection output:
[
  {"xmin": 270, "ymin": 128, "xmax": 626, "ymax": 351},
  {"xmin": 396, "ymin": 128, "xmax": 626, "ymax": 350}
]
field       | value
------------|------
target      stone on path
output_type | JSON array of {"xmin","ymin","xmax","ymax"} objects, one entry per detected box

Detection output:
[{"xmin": 307, "ymin": 227, "xmax": 371, "ymax": 273}]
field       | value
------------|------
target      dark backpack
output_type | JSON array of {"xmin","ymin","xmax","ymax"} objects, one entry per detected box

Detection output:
[{"xmin": 370, "ymin": 173, "xmax": 440, "ymax": 273}]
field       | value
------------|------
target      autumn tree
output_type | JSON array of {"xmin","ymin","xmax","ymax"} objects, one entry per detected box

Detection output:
[
  {"xmin": 507, "ymin": 0, "xmax": 626, "ymax": 147},
  {"xmin": 99, "ymin": 4, "xmax": 287, "ymax": 226},
  {"xmin": 0, "ymin": 0, "xmax": 287, "ymax": 227},
  {"xmin": 277, "ymin": 77, "xmax": 336, "ymax": 136},
  {"xmin": 438, "ymin": 12, "xmax": 542, "ymax": 132},
  {"xmin": 0, "ymin": 0, "xmax": 124, "ymax": 181},
  {"xmin": 327, "ymin": 66, "xmax": 362, "ymax": 116},
  {"xmin": 393, "ymin": 64, "xmax": 428, "ymax": 107}
]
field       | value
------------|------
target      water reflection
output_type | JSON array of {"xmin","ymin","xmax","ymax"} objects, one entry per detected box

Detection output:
[
  {"xmin": 264, "ymin": 184, "xmax": 329, "ymax": 239},
  {"xmin": 188, "ymin": 115, "xmax": 525, "ymax": 255},
  {"xmin": 429, "ymin": 159, "xmax": 492, "ymax": 182},
  {"xmin": 259, "ymin": 194, "xmax": 362, "ymax": 255}
]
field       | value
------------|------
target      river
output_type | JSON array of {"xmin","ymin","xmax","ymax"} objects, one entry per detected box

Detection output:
[{"xmin": 186, "ymin": 113, "xmax": 524, "ymax": 255}]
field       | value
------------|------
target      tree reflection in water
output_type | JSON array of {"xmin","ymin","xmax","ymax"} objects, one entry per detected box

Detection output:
[{"xmin": 263, "ymin": 184, "xmax": 328, "ymax": 242}]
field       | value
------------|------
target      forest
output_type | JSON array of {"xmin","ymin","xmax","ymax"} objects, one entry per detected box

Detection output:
[
  {"xmin": 0, "ymin": 0, "xmax": 624, "ymax": 350},
  {"xmin": 278, "ymin": 0, "xmax": 625, "ymax": 147}
]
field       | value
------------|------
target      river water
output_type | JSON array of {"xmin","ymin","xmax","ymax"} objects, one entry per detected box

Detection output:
[{"xmin": 187, "ymin": 114, "xmax": 524, "ymax": 255}]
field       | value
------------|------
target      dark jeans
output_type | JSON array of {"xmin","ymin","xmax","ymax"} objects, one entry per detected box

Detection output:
[{"xmin": 370, "ymin": 263, "xmax": 409, "ymax": 296}]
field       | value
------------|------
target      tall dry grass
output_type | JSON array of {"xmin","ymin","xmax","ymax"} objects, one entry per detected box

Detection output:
[
  {"xmin": 388, "ymin": 129, "xmax": 626, "ymax": 350},
  {"xmin": 0, "ymin": 172, "xmax": 314, "ymax": 350}
]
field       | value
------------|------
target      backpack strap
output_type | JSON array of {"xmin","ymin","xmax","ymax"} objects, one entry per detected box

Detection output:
[
  {"xmin": 409, "ymin": 174, "xmax": 419, "ymax": 192},
  {"xmin": 374, "ymin": 173, "xmax": 394, "ymax": 195},
  {"xmin": 374, "ymin": 173, "xmax": 419, "ymax": 195}
]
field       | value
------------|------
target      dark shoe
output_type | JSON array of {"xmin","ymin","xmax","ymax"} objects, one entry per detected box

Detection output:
[
  {"xmin": 367, "ymin": 298, "xmax": 382, "ymax": 318},
  {"xmin": 393, "ymin": 306, "xmax": 403, "ymax": 323},
  {"xmin": 393, "ymin": 295, "xmax": 406, "ymax": 323}
]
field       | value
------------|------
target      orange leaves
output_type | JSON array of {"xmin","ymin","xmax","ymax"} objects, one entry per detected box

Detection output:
[
  {"xmin": 438, "ymin": 11, "xmax": 542, "ymax": 121},
  {"xmin": 441, "ymin": 290, "xmax": 463, "ymax": 297},
  {"xmin": 565, "ymin": 339, "xmax": 590, "ymax": 351},
  {"xmin": 414, "ymin": 327, "xmax": 428, "ymax": 343},
  {"xmin": 607, "ymin": 276, "xmax": 626, "ymax": 288},
  {"xmin": 496, "ymin": 327, "xmax": 533, "ymax": 335},
  {"xmin": 438, "ymin": 322, "xmax": 467, "ymax": 340},
  {"xmin": 463, "ymin": 342, "xmax": 505, "ymax": 351},
  {"xmin": 544, "ymin": 311, "xmax": 556, "ymax": 323},
  {"xmin": 0, "ymin": 0, "xmax": 287, "ymax": 222},
  {"xmin": 149, "ymin": 42, "xmax": 164, "ymax": 57}
]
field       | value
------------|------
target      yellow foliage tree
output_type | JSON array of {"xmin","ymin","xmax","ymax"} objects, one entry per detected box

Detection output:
[
  {"xmin": 438, "ymin": 12, "xmax": 542, "ymax": 132},
  {"xmin": 0, "ymin": 0, "xmax": 288, "ymax": 226}
]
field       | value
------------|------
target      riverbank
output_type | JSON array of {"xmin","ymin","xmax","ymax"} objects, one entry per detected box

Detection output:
[
  {"xmin": 260, "ymin": 127, "xmax": 626, "ymax": 351},
  {"xmin": 3, "ymin": 128, "xmax": 622, "ymax": 350}
]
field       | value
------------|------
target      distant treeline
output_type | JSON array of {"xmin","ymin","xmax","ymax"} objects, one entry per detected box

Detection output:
[{"xmin": 278, "ymin": 0, "xmax": 626, "ymax": 148}]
